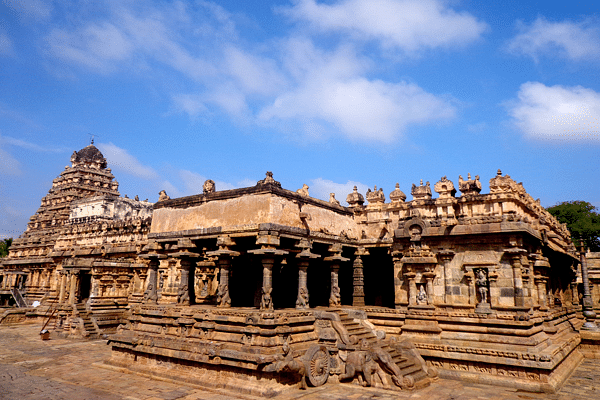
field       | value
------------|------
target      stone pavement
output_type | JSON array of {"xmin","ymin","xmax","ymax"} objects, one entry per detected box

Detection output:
[{"xmin": 1, "ymin": 323, "xmax": 599, "ymax": 400}]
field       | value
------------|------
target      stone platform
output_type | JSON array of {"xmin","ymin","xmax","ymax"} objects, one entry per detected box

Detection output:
[
  {"xmin": 2, "ymin": 323, "xmax": 600, "ymax": 400},
  {"xmin": 106, "ymin": 305, "xmax": 436, "ymax": 396}
]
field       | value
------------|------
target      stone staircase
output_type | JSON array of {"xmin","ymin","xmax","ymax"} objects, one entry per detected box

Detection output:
[
  {"xmin": 333, "ymin": 309, "xmax": 433, "ymax": 389},
  {"xmin": 10, "ymin": 288, "xmax": 28, "ymax": 308},
  {"xmin": 74, "ymin": 303, "xmax": 101, "ymax": 338}
]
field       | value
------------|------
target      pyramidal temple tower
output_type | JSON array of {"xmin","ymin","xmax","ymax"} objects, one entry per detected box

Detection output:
[{"xmin": 25, "ymin": 143, "xmax": 120, "ymax": 235}]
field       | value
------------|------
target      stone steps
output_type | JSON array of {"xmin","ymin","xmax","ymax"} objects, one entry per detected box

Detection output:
[
  {"xmin": 332, "ymin": 309, "xmax": 433, "ymax": 390},
  {"xmin": 74, "ymin": 303, "xmax": 100, "ymax": 338}
]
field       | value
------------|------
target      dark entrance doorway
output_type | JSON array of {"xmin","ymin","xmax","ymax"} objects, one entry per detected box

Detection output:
[
  {"xmin": 79, "ymin": 272, "xmax": 91, "ymax": 301},
  {"xmin": 364, "ymin": 248, "xmax": 395, "ymax": 308}
]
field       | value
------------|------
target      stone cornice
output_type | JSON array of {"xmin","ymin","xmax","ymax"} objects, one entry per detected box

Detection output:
[{"xmin": 154, "ymin": 184, "xmax": 353, "ymax": 216}]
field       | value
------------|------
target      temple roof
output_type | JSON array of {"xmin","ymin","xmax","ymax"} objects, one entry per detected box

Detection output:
[{"xmin": 70, "ymin": 144, "xmax": 107, "ymax": 169}]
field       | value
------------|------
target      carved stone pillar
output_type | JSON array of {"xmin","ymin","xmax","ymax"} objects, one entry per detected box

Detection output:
[
  {"xmin": 423, "ymin": 270, "xmax": 436, "ymax": 305},
  {"xmin": 207, "ymin": 237, "xmax": 240, "ymax": 308},
  {"xmin": 352, "ymin": 247, "xmax": 369, "ymax": 307},
  {"xmin": 262, "ymin": 257, "xmax": 274, "ymax": 310},
  {"xmin": 324, "ymin": 244, "xmax": 348, "ymax": 308},
  {"xmin": 196, "ymin": 259, "xmax": 217, "ymax": 304},
  {"xmin": 295, "ymin": 242, "xmax": 320, "ymax": 309},
  {"xmin": 405, "ymin": 271, "xmax": 417, "ymax": 306},
  {"xmin": 142, "ymin": 256, "xmax": 161, "ymax": 304},
  {"xmin": 175, "ymin": 254, "xmax": 196, "ymax": 305},
  {"xmin": 464, "ymin": 270, "xmax": 475, "ymax": 305},
  {"xmin": 42, "ymin": 268, "xmax": 51, "ymax": 291},
  {"xmin": 69, "ymin": 271, "xmax": 79, "ymax": 304},
  {"xmin": 390, "ymin": 248, "xmax": 405, "ymax": 308},
  {"xmin": 506, "ymin": 249, "xmax": 526, "ymax": 307},
  {"xmin": 217, "ymin": 257, "xmax": 232, "ymax": 307},
  {"xmin": 57, "ymin": 272, "xmax": 66, "ymax": 303},
  {"xmin": 580, "ymin": 250, "xmax": 599, "ymax": 330},
  {"xmin": 535, "ymin": 276, "xmax": 548, "ymax": 310},
  {"xmin": 296, "ymin": 261, "xmax": 309, "ymax": 309},
  {"xmin": 438, "ymin": 250, "xmax": 454, "ymax": 304},
  {"xmin": 248, "ymin": 233, "xmax": 288, "ymax": 311},
  {"xmin": 329, "ymin": 264, "xmax": 341, "ymax": 307},
  {"xmin": 91, "ymin": 274, "xmax": 100, "ymax": 298}
]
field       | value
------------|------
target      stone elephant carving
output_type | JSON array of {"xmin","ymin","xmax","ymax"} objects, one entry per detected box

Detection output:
[{"xmin": 339, "ymin": 349, "xmax": 379, "ymax": 387}]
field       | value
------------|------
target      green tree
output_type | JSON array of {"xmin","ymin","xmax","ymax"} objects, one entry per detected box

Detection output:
[
  {"xmin": 0, "ymin": 238, "xmax": 12, "ymax": 257},
  {"xmin": 547, "ymin": 201, "xmax": 600, "ymax": 251}
]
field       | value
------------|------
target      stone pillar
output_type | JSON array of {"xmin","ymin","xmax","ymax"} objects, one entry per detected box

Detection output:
[
  {"xmin": 207, "ymin": 236, "xmax": 241, "ymax": 308},
  {"xmin": 325, "ymin": 245, "xmax": 348, "ymax": 308},
  {"xmin": 248, "ymin": 233, "xmax": 288, "ymax": 310},
  {"xmin": 464, "ymin": 270, "xmax": 475, "ymax": 305},
  {"xmin": 438, "ymin": 250, "xmax": 454, "ymax": 304},
  {"xmin": 58, "ymin": 272, "xmax": 67, "ymax": 303},
  {"xmin": 507, "ymin": 250, "xmax": 526, "ymax": 307},
  {"xmin": 424, "ymin": 270, "xmax": 436, "ymax": 305},
  {"xmin": 405, "ymin": 272, "xmax": 417, "ymax": 306},
  {"xmin": 391, "ymin": 249, "xmax": 405, "ymax": 308},
  {"xmin": 296, "ymin": 260, "xmax": 309, "ymax": 309},
  {"xmin": 143, "ymin": 257, "xmax": 160, "ymax": 304},
  {"xmin": 177, "ymin": 256, "xmax": 194, "ymax": 305},
  {"xmin": 580, "ymin": 250, "xmax": 598, "ymax": 330},
  {"xmin": 295, "ymin": 242, "xmax": 320, "ymax": 309},
  {"xmin": 41, "ymin": 269, "xmax": 50, "ymax": 291},
  {"xmin": 31, "ymin": 270, "xmax": 38, "ymax": 288},
  {"xmin": 569, "ymin": 282, "xmax": 578, "ymax": 306},
  {"xmin": 91, "ymin": 274, "xmax": 100, "ymax": 298},
  {"xmin": 329, "ymin": 264, "xmax": 341, "ymax": 307},
  {"xmin": 217, "ymin": 257, "xmax": 232, "ymax": 307},
  {"xmin": 535, "ymin": 277, "xmax": 548, "ymax": 310},
  {"xmin": 352, "ymin": 248, "xmax": 368, "ymax": 307},
  {"xmin": 69, "ymin": 271, "xmax": 79, "ymax": 304},
  {"xmin": 261, "ymin": 257, "xmax": 275, "ymax": 311},
  {"xmin": 196, "ymin": 260, "xmax": 217, "ymax": 304}
]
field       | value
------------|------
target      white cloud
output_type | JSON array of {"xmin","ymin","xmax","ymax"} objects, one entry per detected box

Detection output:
[
  {"xmin": 41, "ymin": 1, "xmax": 460, "ymax": 143},
  {"xmin": 309, "ymin": 178, "xmax": 369, "ymax": 205},
  {"xmin": 0, "ymin": 147, "xmax": 22, "ymax": 175},
  {"xmin": 0, "ymin": 28, "xmax": 13, "ymax": 55},
  {"xmin": 96, "ymin": 142, "xmax": 160, "ymax": 179},
  {"xmin": 223, "ymin": 46, "xmax": 287, "ymax": 96},
  {"xmin": 507, "ymin": 17, "xmax": 600, "ymax": 62},
  {"xmin": 3, "ymin": 0, "xmax": 52, "ymax": 21},
  {"xmin": 178, "ymin": 169, "xmax": 235, "ymax": 196},
  {"xmin": 172, "ymin": 94, "xmax": 209, "ymax": 119},
  {"xmin": 236, "ymin": 178, "xmax": 256, "ymax": 188},
  {"xmin": 0, "ymin": 134, "xmax": 66, "ymax": 152},
  {"xmin": 259, "ymin": 39, "xmax": 456, "ymax": 142},
  {"xmin": 47, "ymin": 23, "xmax": 133, "ymax": 74},
  {"xmin": 507, "ymin": 82, "xmax": 600, "ymax": 140},
  {"xmin": 45, "ymin": 2, "xmax": 221, "ymax": 78},
  {"xmin": 281, "ymin": 0, "xmax": 487, "ymax": 53}
]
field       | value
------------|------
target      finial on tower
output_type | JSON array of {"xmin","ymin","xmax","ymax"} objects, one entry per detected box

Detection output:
[{"xmin": 87, "ymin": 133, "xmax": 99, "ymax": 145}]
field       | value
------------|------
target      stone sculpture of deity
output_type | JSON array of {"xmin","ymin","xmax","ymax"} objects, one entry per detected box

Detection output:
[
  {"xmin": 476, "ymin": 269, "xmax": 489, "ymax": 304},
  {"xmin": 416, "ymin": 284, "xmax": 427, "ymax": 305}
]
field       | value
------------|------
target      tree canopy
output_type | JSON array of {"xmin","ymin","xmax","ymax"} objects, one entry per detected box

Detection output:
[
  {"xmin": 0, "ymin": 238, "xmax": 12, "ymax": 257},
  {"xmin": 547, "ymin": 201, "xmax": 600, "ymax": 252}
]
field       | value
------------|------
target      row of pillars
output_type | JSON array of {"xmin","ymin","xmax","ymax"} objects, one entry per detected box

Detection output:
[
  {"xmin": 57, "ymin": 271, "xmax": 80, "ymax": 304},
  {"xmin": 142, "ymin": 236, "xmax": 370, "ymax": 311}
]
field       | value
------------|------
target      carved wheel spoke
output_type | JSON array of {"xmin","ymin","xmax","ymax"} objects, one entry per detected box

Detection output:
[{"xmin": 304, "ymin": 345, "xmax": 331, "ymax": 387}]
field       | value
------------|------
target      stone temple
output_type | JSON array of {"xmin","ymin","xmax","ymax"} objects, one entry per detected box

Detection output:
[{"xmin": 1, "ymin": 144, "xmax": 599, "ymax": 395}]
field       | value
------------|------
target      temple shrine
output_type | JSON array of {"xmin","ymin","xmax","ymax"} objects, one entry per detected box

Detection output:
[{"xmin": 1, "ymin": 144, "xmax": 599, "ymax": 395}]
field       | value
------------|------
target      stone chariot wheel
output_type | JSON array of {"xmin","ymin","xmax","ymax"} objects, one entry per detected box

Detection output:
[{"xmin": 304, "ymin": 345, "xmax": 331, "ymax": 387}]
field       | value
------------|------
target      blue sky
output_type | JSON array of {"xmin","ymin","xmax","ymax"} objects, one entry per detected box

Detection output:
[{"xmin": 1, "ymin": 0, "xmax": 599, "ymax": 238}]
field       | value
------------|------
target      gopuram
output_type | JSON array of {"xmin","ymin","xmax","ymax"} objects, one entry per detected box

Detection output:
[{"xmin": 1, "ymin": 144, "xmax": 598, "ymax": 396}]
